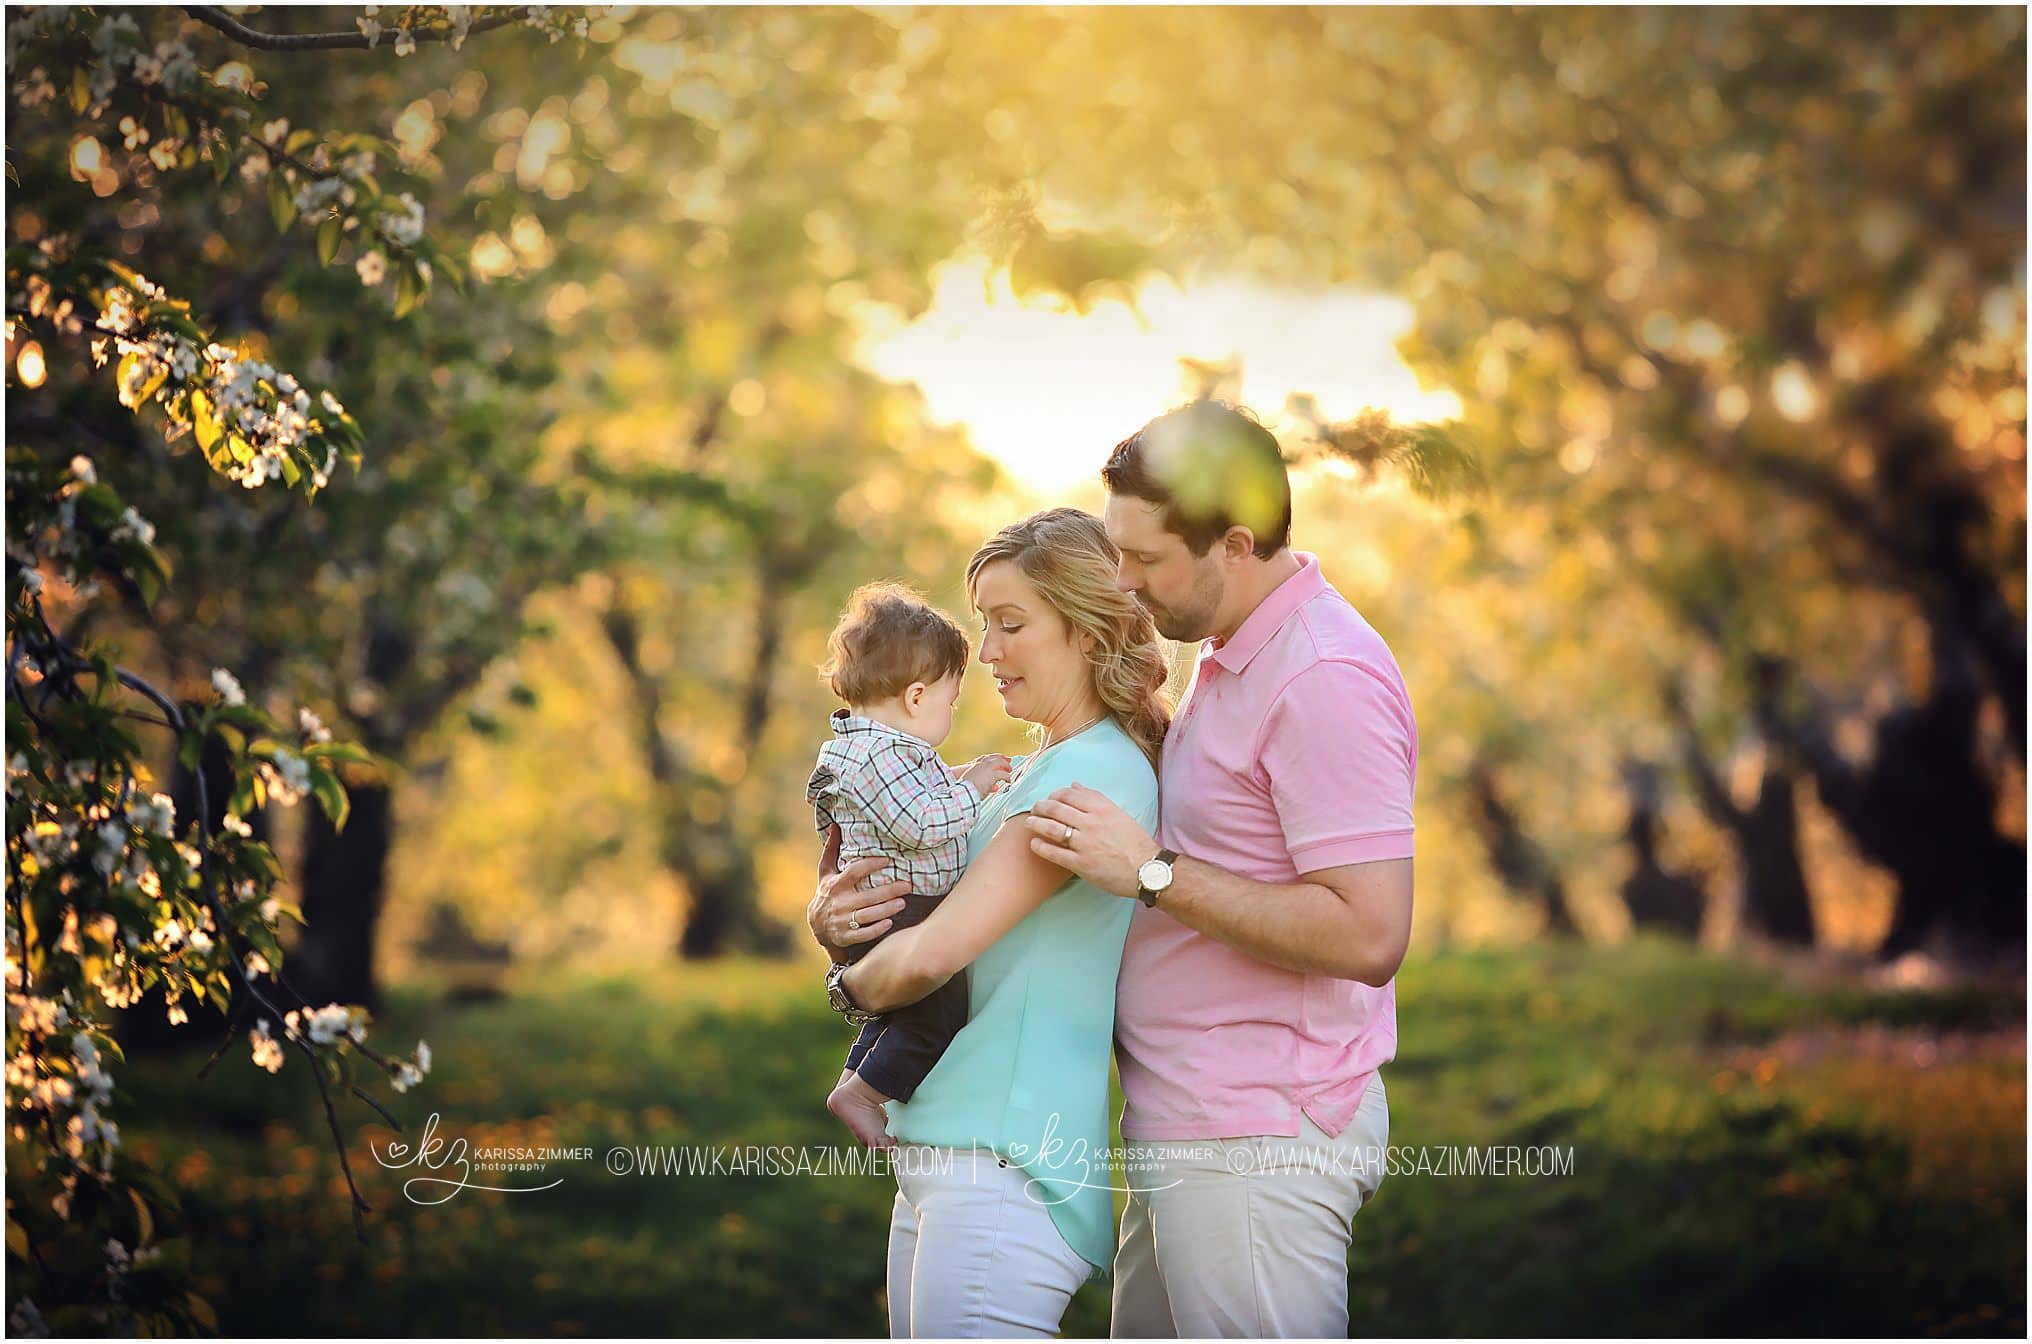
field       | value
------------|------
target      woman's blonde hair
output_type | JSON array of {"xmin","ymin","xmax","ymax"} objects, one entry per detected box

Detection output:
[{"xmin": 965, "ymin": 507, "xmax": 1172, "ymax": 767}]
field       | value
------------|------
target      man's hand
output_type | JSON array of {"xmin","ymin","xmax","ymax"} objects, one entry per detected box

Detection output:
[
  {"xmin": 955, "ymin": 753, "xmax": 1013, "ymax": 795},
  {"xmin": 807, "ymin": 823, "xmax": 911, "ymax": 962},
  {"xmin": 1024, "ymin": 784, "xmax": 1157, "ymax": 900}
]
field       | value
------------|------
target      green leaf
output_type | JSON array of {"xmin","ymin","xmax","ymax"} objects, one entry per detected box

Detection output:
[
  {"xmin": 310, "ymin": 766, "xmax": 350, "ymax": 833},
  {"xmin": 304, "ymin": 741, "xmax": 377, "ymax": 767},
  {"xmin": 393, "ymin": 262, "xmax": 424, "ymax": 319},
  {"xmin": 70, "ymin": 67, "xmax": 89, "ymax": 114},
  {"xmin": 186, "ymin": 1294, "xmax": 218, "ymax": 1332},
  {"xmin": 226, "ymin": 774, "xmax": 258, "ymax": 818},
  {"xmin": 128, "ymin": 543, "xmax": 170, "ymax": 608},
  {"xmin": 267, "ymin": 174, "xmax": 297, "ymax": 232},
  {"xmin": 316, "ymin": 215, "xmax": 342, "ymax": 266},
  {"xmin": 115, "ymin": 352, "xmax": 167, "ymax": 409},
  {"xmin": 191, "ymin": 388, "xmax": 223, "ymax": 453}
]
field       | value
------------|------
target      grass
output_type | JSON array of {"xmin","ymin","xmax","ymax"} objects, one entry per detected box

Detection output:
[{"xmin": 104, "ymin": 938, "xmax": 2024, "ymax": 1337}]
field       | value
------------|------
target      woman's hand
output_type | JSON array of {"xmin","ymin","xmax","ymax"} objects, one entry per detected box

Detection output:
[{"xmin": 807, "ymin": 823, "xmax": 911, "ymax": 962}]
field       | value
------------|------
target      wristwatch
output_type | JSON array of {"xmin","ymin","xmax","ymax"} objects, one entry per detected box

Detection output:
[
  {"xmin": 1135, "ymin": 849, "xmax": 1179, "ymax": 908},
  {"xmin": 825, "ymin": 960, "xmax": 879, "ymax": 1026}
]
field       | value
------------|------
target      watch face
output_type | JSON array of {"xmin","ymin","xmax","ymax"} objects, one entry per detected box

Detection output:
[{"xmin": 1138, "ymin": 859, "xmax": 1172, "ymax": 891}]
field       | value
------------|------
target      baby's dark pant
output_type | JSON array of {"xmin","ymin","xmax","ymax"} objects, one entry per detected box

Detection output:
[{"xmin": 840, "ymin": 888, "xmax": 966, "ymax": 1102}]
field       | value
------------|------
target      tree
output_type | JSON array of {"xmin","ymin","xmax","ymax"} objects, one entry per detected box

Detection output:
[{"xmin": 4, "ymin": 4, "xmax": 604, "ymax": 1328}]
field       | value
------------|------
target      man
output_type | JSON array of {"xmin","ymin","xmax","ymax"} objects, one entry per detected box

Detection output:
[{"xmin": 1025, "ymin": 400, "xmax": 1416, "ymax": 1338}]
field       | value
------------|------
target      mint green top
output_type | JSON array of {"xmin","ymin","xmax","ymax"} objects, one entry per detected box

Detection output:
[{"xmin": 884, "ymin": 716, "xmax": 1159, "ymax": 1278}]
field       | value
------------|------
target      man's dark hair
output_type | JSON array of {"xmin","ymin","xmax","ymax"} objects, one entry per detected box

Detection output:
[{"xmin": 1101, "ymin": 400, "xmax": 1293, "ymax": 558}]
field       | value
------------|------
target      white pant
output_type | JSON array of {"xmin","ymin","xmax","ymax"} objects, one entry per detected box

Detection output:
[
  {"xmin": 886, "ymin": 1144, "xmax": 1094, "ymax": 1337},
  {"xmin": 1112, "ymin": 1074, "xmax": 1390, "ymax": 1338}
]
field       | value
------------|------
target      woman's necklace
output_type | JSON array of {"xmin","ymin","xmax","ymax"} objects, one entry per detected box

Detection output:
[
  {"xmin": 1042, "ymin": 710, "xmax": 1107, "ymax": 750},
  {"xmin": 1011, "ymin": 709, "xmax": 1107, "ymax": 786}
]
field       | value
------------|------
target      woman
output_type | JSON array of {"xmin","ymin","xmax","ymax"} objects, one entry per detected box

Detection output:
[{"xmin": 806, "ymin": 508, "xmax": 1170, "ymax": 1338}]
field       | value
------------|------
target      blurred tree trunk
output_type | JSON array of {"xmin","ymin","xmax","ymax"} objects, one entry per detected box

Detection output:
[
  {"xmin": 290, "ymin": 782, "xmax": 395, "ymax": 1010},
  {"xmin": 1760, "ymin": 631, "xmax": 2025, "ymax": 963},
  {"xmin": 1665, "ymin": 671, "xmax": 1817, "ymax": 947},
  {"xmin": 1616, "ymin": 761, "xmax": 1707, "ymax": 938},
  {"xmin": 287, "ymin": 610, "xmax": 517, "ymax": 1008},
  {"xmin": 1466, "ymin": 756, "xmax": 1579, "ymax": 937},
  {"xmin": 600, "ymin": 562, "xmax": 795, "ymax": 961}
]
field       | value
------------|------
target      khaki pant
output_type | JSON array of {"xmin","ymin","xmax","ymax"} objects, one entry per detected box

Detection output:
[{"xmin": 1111, "ymin": 1075, "xmax": 1389, "ymax": 1338}]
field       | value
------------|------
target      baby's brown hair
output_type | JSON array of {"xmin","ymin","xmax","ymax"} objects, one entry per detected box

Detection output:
[{"xmin": 819, "ymin": 583, "xmax": 971, "ymax": 706}]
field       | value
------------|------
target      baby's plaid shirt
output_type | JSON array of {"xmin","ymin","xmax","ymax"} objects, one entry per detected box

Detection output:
[{"xmin": 806, "ymin": 709, "xmax": 980, "ymax": 898}]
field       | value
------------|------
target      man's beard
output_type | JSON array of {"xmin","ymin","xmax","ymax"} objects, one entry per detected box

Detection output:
[{"xmin": 1139, "ymin": 575, "xmax": 1222, "ymax": 642}]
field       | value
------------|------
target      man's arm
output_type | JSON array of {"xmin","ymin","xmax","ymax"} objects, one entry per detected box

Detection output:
[
  {"xmin": 1138, "ymin": 854, "xmax": 1411, "ymax": 985},
  {"xmin": 1023, "ymin": 788, "xmax": 1412, "ymax": 985},
  {"xmin": 1029, "ymin": 656, "xmax": 1418, "ymax": 985}
]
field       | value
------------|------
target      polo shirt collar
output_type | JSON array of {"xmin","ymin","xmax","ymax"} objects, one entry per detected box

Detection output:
[{"xmin": 1206, "ymin": 552, "xmax": 1324, "ymax": 676}]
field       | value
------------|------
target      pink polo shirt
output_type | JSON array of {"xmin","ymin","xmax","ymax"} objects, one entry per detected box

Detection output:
[{"xmin": 1116, "ymin": 552, "xmax": 1417, "ymax": 1141}]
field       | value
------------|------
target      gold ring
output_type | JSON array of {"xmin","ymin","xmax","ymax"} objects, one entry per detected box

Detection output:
[
  {"xmin": 1063, "ymin": 824, "xmax": 1076, "ymax": 846},
  {"xmin": 848, "ymin": 916, "xmax": 860, "ymax": 931}
]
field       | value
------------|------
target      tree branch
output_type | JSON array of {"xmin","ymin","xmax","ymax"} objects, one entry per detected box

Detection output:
[{"xmin": 182, "ymin": 5, "xmax": 533, "ymax": 54}]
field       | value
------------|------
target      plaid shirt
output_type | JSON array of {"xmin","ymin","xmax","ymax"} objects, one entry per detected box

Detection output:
[{"xmin": 806, "ymin": 709, "xmax": 980, "ymax": 899}]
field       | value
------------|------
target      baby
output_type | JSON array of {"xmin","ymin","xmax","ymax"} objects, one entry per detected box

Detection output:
[{"xmin": 807, "ymin": 584, "xmax": 1010, "ymax": 1148}]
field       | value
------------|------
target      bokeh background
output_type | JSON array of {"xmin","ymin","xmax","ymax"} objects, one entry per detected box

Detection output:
[{"xmin": 6, "ymin": 5, "xmax": 2025, "ymax": 1336}]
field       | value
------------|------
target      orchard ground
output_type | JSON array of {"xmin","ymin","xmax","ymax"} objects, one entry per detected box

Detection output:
[{"xmin": 119, "ymin": 938, "xmax": 2024, "ymax": 1337}]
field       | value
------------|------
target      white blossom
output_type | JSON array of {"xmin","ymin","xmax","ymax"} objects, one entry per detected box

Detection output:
[
  {"xmin": 109, "ymin": 505, "xmax": 155, "ymax": 546},
  {"xmin": 249, "ymin": 1019, "xmax": 285, "ymax": 1073},
  {"xmin": 124, "ymin": 791, "xmax": 175, "ymax": 836},
  {"xmin": 356, "ymin": 16, "xmax": 381, "ymax": 46},
  {"xmin": 392, "ymin": 28, "xmax": 415, "ymax": 57},
  {"xmin": 355, "ymin": 251, "xmax": 387, "ymax": 286},
  {"xmin": 379, "ymin": 193, "xmax": 425, "ymax": 246},
  {"xmin": 262, "ymin": 747, "xmax": 311, "ymax": 807},
  {"xmin": 91, "ymin": 14, "xmax": 140, "ymax": 57},
  {"xmin": 91, "ymin": 822, "xmax": 127, "ymax": 876},
  {"xmin": 211, "ymin": 667, "xmax": 246, "ymax": 706},
  {"xmin": 298, "ymin": 706, "xmax": 333, "ymax": 743},
  {"xmin": 153, "ymin": 40, "xmax": 197, "ymax": 91},
  {"xmin": 14, "ymin": 67, "xmax": 56, "ymax": 108},
  {"xmin": 6, "ymin": 1298, "xmax": 46, "ymax": 1339},
  {"xmin": 299, "ymin": 1003, "xmax": 356, "ymax": 1045}
]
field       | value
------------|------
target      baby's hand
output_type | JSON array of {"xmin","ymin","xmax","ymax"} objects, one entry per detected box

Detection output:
[{"xmin": 957, "ymin": 753, "xmax": 1013, "ymax": 795}]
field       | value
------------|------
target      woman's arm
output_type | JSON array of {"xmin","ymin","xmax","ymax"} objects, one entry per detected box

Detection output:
[{"xmin": 839, "ymin": 816, "xmax": 1070, "ymax": 1014}]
